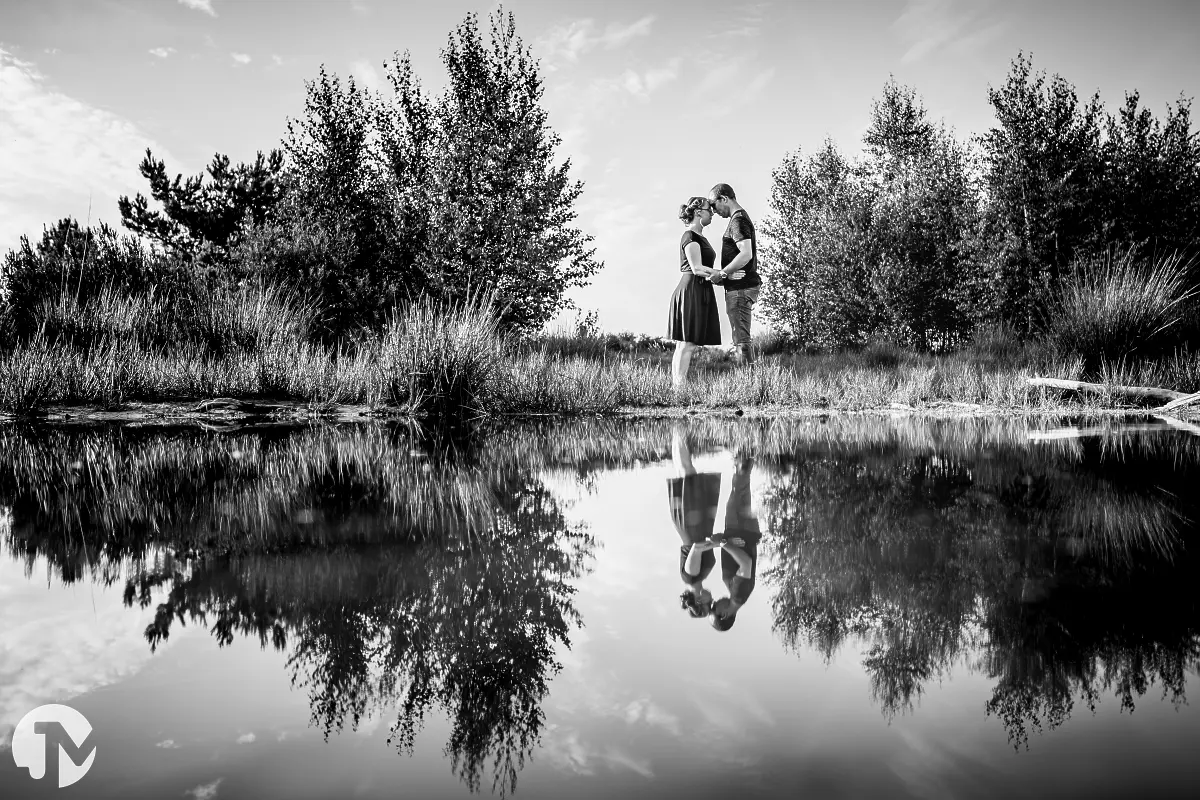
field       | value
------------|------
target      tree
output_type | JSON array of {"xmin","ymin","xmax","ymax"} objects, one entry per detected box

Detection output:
[
  {"xmin": 864, "ymin": 79, "xmax": 978, "ymax": 348},
  {"xmin": 268, "ymin": 66, "xmax": 415, "ymax": 336},
  {"xmin": 382, "ymin": 9, "xmax": 602, "ymax": 332},
  {"xmin": 760, "ymin": 140, "xmax": 881, "ymax": 348},
  {"xmin": 1098, "ymin": 91, "xmax": 1200, "ymax": 261},
  {"xmin": 979, "ymin": 53, "xmax": 1106, "ymax": 332},
  {"xmin": 761, "ymin": 81, "xmax": 978, "ymax": 349},
  {"xmin": 118, "ymin": 148, "xmax": 286, "ymax": 265},
  {"xmin": 0, "ymin": 218, "xmax": 183, "ymax": 341}
]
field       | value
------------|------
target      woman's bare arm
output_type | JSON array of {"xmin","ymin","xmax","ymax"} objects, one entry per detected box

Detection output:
[{"xmin": 684, "ymin": 241, "xmax": 720, "ymax": 278}]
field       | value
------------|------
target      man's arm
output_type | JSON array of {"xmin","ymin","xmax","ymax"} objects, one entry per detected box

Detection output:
[
  {"xmin": 721, "ymin": 542, "xmax": 753, "ymax": 578},
  {"xmin": 720, "ymin": 239, "xmax": 754, "ymax": 275}
]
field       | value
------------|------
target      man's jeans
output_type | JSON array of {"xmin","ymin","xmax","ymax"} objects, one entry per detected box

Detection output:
[{"xmin": 725, "ymin": 286, "xmax": 760, "ymax": 360}]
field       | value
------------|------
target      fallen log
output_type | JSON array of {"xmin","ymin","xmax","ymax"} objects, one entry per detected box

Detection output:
[
  {"xmin": 1026, "ymin": 377, "xmax": 1187, "ymax": 405},
  {"xmin": 1154, "ymin": 414, "xmax": 1200, "ymax": 436},
  {"xmin": 1157, "ymin": 390, "xmax": 1200, "ymax": 412}
]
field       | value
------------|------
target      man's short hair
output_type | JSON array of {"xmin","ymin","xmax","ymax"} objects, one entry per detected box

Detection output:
[{"xmin": 710, "ymin": 183, "xmax": 737, "ymax": 202}]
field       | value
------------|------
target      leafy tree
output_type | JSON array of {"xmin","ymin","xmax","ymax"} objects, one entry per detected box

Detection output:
[
  {"xmin": 1097, "ymin": 91, "xmax": 1200, "ymax": 260},
  {"xmin": 760, "ymin": 140, "xmax": 880, "ymax": 348},
  {"xmin": 382, "ymin": 9, "xmax": 602, "ymax": 332},
  {"xmin": 118, "ymin": 148, "xmax": 286, "ymax": 265},
  {"xmin": 978, "ymin": 53, "xmax": 1106, "ymax": 332},
  {"xmin": 863, "ymin": 79, "xmax": 978, "ymax": 348},
  {"xmin": 263, "ymin": 67, "xmax": 415, "ymax": 336},
  {"xmin": 761, "ymin": 81, "xmax": 977, "ymax": 349}
]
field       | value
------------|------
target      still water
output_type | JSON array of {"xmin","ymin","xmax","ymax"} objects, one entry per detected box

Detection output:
[{"xmin": 0, "ymin": 415, "xmax": 1197, "ymax": 799}]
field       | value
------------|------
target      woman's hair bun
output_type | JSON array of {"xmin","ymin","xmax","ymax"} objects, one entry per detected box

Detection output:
[{"xmin": 678, "ymin": 196, "xmax": 707, "ymax": 224}]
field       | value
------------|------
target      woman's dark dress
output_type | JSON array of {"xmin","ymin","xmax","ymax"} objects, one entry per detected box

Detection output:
[
  {"xmin": 667, "ymin": 230, "xmax": 722, "ymax": 345},
  {"xmin": 668, "ymin": 472, "xmax": 722, "ymax": 585}
]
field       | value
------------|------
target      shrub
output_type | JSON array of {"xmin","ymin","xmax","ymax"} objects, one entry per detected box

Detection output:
[
  {"xmin": 375, "ymin": 290, "xmax": 506, "ymax": 419},
  {"xmin": 1044, "ymin": 251, "xmax": 1198, "ymax": 373},
  {"xmin": 1, "ymin": 219, "xmax": 189, "ymax": 342}
]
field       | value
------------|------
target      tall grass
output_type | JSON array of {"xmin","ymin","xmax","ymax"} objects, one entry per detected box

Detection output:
[
  {"xmin": 374, "ymin": 290, "xmax": 507, "ymax": 419},
  {"xmin": 3, "ymin": 275, "xmax": 1191, "ymax": 417},
  {"xmin": 1045, "ymin": 250, "xmax": 1198, "ymax": 373}
]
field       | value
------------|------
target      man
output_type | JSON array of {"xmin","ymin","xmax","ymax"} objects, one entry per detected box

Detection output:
[
  {"xmin": 708, "ymin": 183, "xmax": 761, "ymax": 364},
  {"xmin": 709, "ymin": 453, "xmax": 760, "ymax": 632}
]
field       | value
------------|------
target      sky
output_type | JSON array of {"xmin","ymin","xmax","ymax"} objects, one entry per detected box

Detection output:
[{"xmin": 1, "ymin": 0, "xmax": 1198, "ymax": 336}]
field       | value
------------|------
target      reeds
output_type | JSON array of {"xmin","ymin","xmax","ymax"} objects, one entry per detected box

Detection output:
[{"xmin": 1046, "ymin": 250, "xmax": 1198, "ymax": 372}]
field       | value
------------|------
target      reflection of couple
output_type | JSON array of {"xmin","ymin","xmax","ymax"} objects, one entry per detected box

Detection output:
[
  {"xmin": 667, "ymin": 428, "xmax": 761, "ymax": 631},
  {"xmin": 667, "ymin": 182, "xmax": 762, "ymax": 387}
]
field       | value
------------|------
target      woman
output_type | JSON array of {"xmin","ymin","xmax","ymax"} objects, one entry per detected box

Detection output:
[
  {"xmin": 668, "ymin": 427, "xmax": 720, "ymax": 619},
  {"xmin": 667, "ymin": 197, "xmax": 744, "ymax": 387}
]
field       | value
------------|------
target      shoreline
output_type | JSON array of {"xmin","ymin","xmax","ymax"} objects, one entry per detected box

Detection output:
[{"xmin": 4, "ymin": 399, "xmax": 1196, "ymax": 427}]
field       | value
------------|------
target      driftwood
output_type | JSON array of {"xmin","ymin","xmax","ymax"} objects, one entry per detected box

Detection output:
[
  {"xmin": 1154, "ymin": 414, "xmax": 1200, "ymax": 436},
  {"xmin": 1157, "ymin": 390, "xmax": 1200, "ymax": 412},
  {"xmin": 1027, "ymin": 377, "xmax": 1187, "ymax": 405},
  {"xmin": 1028, "ymin": 423, "xmax": 1172, "ymax": 442}
]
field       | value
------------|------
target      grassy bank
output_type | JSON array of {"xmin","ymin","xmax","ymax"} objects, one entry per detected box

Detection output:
[{"xmin": 3, "ymin": 283, "xmax": 1200, "ymax": 419}]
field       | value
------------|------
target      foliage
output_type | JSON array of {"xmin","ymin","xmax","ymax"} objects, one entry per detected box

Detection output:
[
  {"xmin": 273, "ymin": 67, "xmax": 414, "ymax": 336},
  {"xmin": 378, "ymin": 9, "xmax": 601, "ymax": 332},
  {"xmin": 0, "ymin": 218, "xmax": 189, "ymax": 342},
  {"xmin": 118, "ymin": 147, "xmax": 286, "ymax": 268},
  {"xmin": 761, "ymin": 56, "xmax": 1200, "ymax": 356},
  {"xmin": 978, "ymin": 52, "xmax": 1107, "ymax": 332}
]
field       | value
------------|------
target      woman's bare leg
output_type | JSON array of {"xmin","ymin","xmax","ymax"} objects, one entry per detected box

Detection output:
[{"xmin": 672, "ymin": 342, "xmax": 695, "ymax": 387}]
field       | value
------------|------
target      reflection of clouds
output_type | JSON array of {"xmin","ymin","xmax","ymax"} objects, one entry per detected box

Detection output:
[
  {"xmin": 235, "ymin": 732, "xmax": 256, "ymax": 744},
  {"xmin": 623, "ymin": 697, "xmax": 681, "ymax": 736},
  {"xmin": 155, "ymin": 739, "xmax": 181, "ymax": 749},
  {"xmin": 540, "ymin": 726, "xmax": 655, "ymax": 779},
  {"xmin": 186, "ymin": 778, "xmax": 223, "ymax": 800},
  {"xmin": 0, "ymin": 555, "xmax": 179, "ymax": 749},
  {"xmin": 602, "ymin": 747, "xmax": 654, "ymax": 779},
  {"xmin": 540, "ymin": 726, "xmax": 595, "ymax": 776},
  {"xmin": 888, "ymin": 726, "xmax": 997, "ymax": 800}
]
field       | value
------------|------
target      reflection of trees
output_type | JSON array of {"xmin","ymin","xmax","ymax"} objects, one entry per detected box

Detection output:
[
  {"xmin": 760, "ymin": 434, "xmax": 1200, "ymax": 744},
  {"xmin": 0, "ymin": 424, "xmax": 593, "ymax": 794}
]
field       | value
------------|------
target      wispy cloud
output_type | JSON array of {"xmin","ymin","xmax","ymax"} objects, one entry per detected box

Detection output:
[
  {"xmin": 148, "ymin": 47, "xmax": 175, "ymax": 59},
  {"xmin": 351, "ymin": 58, "xmax": 381, "ymax": 91},
  {"xmin": 186, "ymin": 779, "xmax": 223, "ymax": 800},
  {"xmin": 894, "ymin": 0, "xmax": 1004, "ymax": 64},
  {"xmin": 235, "ymin": 732, "xmax": 256, "ymax": 744},
  {"xmin": 0, "ymin": 47, "xmax": 178, "ymax": 273},
  {"xmin": 230, "ymin": 52, "xmax": 250, "ymax": 66},
  {"xmin": 620, "ymin": 59, "xmax": 681, "ymax": 100},
  {"xmin": 536, "ymin": 16, "xmax": 655, "ymax": 65},
  {"xmin": 155, "ymin": 739, "xmax": 181, "ymax": 749},
  {"xmin": 178, "ymin": 0, "xmax": 216, "ymax": 16}
]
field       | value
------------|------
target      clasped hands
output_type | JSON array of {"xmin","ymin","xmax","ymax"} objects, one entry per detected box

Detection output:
[
  {"xmin": 709, "ymin": 268, "xmax": 745, "ymax": 285},
  {"xmin": 690, "ymin": 534, "xmax": 746, "ymax": 552}
]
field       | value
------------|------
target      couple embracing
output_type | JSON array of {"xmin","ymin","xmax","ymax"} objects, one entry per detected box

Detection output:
[
  {"xmin": 667, "ymin": 182, "xmax": 762, "ymax": 387},
  {"xmin": 668, "ymin": 427, "xmax": 761, "ymax": 632}
]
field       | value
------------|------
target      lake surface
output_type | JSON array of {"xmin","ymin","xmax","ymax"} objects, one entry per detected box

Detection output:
[{"xmin": 1, "ymin": 415, "xmax": 1198, "ymax": 799}]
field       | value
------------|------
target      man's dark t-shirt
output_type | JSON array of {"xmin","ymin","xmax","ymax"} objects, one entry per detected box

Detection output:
[
  {"xmin": 720, "ymin": 535, "xmax": 760, "ymax": 604},
  {"xmin": 721, "ymin": 210, "xmax": 761, "ymax": 291}
]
